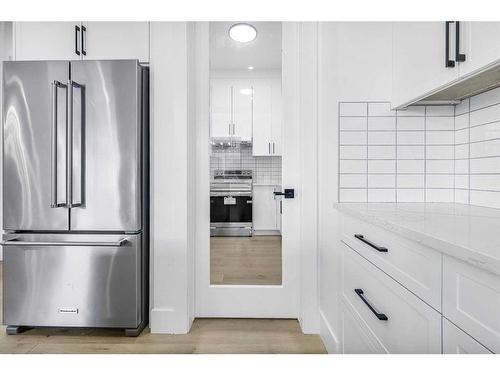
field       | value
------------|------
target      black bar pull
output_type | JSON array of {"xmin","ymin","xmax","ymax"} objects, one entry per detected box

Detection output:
[
  {"xmin": 445, "ymin": 21, "xmax": 455, "ymax": 68},
  {"xmin": 355, "ymin": 289, "xmax": 388, "ymax": 321},
  {"xmin": 81, "ymin": 25, "xmax": 87, "ymax": 56},
  {"xmin": 354, "ymin": 234, "xmax": 388, "ymax": 252},
  {"xmin": 75, "ymin": 25, "xmax": 81, "ymax": 56},
  {"xmin": 455, "ymin": 21, "xmax": 466, "ymax": 62}
]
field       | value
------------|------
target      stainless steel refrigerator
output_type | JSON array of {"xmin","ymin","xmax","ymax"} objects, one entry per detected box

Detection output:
[{"xmin": 1, "ymin": 60, "xmax": 149, "ymax": 336}]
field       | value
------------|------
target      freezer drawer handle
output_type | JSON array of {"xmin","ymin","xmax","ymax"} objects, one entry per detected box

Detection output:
[
  {"xmin": 0, "ymin": 238, "xmax": 128, "ymax": 247},
  {"xmin": 354, "ymin": 234, "xmax": 388, "ymax": 252},
  {"xmin": 355, "ymin": 289, "xmax": 388, "ymax": 321}
]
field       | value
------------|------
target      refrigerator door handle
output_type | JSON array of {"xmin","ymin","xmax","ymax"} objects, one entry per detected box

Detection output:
[
  {"xmin": 67, "ymin": 80, "xmax": 85, "ymax": 208},
  {"xmin": 50, "ymin": 80, "xmax": 67, "ymax": 208},
  {"xmin": 1, "ymin": 238, "xmax": 129, "ymax": 247}
]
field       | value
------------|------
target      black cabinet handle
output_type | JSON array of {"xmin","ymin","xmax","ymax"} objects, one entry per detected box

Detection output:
[
  {"xmin": 81, "ymin": 25, "xmax": 87, "ymax": 56},
  {"xmin": 354, "ymin": 234, "xmax": 388, "ymax": 252},
  {"xmin": 445, "ymin": 21, "xmax": 455, "ymax": 68},
  {"xmin": 355, "ymin": 289, "xmax": 388, "ymax": 321},
  {"xmin": 75, "ymin": 25, "xmax": 81, "ymax": 56},
  {"xmin": 455, "ymin": 21, "xmax": 466, "ymax": 62}
]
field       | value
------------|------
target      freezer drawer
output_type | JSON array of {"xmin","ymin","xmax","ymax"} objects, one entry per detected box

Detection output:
[{"xmin": 2, "ymin": 233, "xmax": 142, "ymax": 328}]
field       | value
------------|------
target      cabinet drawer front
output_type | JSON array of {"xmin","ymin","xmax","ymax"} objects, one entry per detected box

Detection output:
[
  {"xmin": 342, "ymin": 214, "xmax": 442, "ymax": 310},
  {"xmin": 443, "ymin": 318, "xmax": 493, "ymax": 354},
  {"xmin": 341, "ymin": 299, "xmax": 386, "ymax": 354},
  {"xmin": 342, "ymin": 242, "xmax": 442, "ymax": 353},
  {"xmin": 443, "ymin": 255, "xmax": 500, "ymax": 353}
]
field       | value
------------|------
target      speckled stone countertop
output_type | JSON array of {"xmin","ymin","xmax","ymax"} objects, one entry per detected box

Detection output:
[{"xmin": 334, "ymin": 203, "xmax": 500, "ymax": 275}]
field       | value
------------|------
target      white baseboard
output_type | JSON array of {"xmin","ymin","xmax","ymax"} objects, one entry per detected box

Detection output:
[
  {"xmin": 319, "ymin": 309, "xmax": 340, "ymax": 354},
  {"xmin": 150, "ymin": 307, "xmax": 193, "ymax": 334}
]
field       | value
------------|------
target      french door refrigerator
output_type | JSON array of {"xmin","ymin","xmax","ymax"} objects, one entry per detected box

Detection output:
[{"xmin": 1, "ymin": 60, "xmax": 149, "ymax": 336}]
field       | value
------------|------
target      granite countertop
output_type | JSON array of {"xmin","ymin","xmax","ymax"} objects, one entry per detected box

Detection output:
[{"xmin": 334, "ymin": 203, "xmax": 500, "ymax": 276}]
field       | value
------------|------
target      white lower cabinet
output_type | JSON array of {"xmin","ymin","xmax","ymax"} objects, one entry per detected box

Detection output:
[
  {"xmin": 341, "ymin": 242, "xmax": 442, "ymax": 353},
  {"xmin": 443, "ymin": 318, "xmax": 493, "ymax": 354},
  {"xmin": 253, "ymin": 185, "xmax": 281, "ymax": 233}
]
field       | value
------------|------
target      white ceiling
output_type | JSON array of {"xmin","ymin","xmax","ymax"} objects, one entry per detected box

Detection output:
[{"xmin": 210, "ymin": 22, "xmax": 282, "ymax": 72}]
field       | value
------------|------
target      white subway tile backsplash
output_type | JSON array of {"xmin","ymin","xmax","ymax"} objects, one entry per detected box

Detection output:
[
  {"xmin": 397, "ymin": 117, "xmax": 425, "ymax": 131},
  {"xmin": 367, "ymin": 146, "xmax": 396, "ymax": 159},
  {"xmin": 470, "ymin": 103, "xmax": 500, "ymax": 126},
  {"xmin": 426, "ymin": 117, "xmax": 454, "ymax": 130},
  {"xmin": 368, "ymin": 131, "xmax": 396, "ymax": 145},
  {"xmin": 340, "ymin": 160, "xmax": 367, "ymax": 174},
  {"xmin": 340, "ymin": 174, "xmax": 367, "ymax": 188},
  {"xmin": 368, "ymin": 117, "xmax": 396, "ymax": 131},
  {"xmin": 470, "ymin": 121, "xmax": 500, "ymax": 143},
  {"xmin": 340, "ymin": 117, "xmax": 367, "ymax": 131},
  {"xmin": 425, "ymin": 131, "xmax": 454, "ymax": 145},
  {"xmin": 368, "ymin": 174, "xmax": 395, "ymax": 188},
  {"xmin": 340, "ymin": 102, "xmax": 367, "ymax": 116},
  {"xmin": 426, "ymin": 145, "xmax": 454, "ymax": 159},
  {"xmin": 368, "ymin": 160, "xmax": 396, "ymax": 174},
  {"xmin": 397, "ymin": 131, "xmax": 425, "ymax": 145},
  {"xmin": 340, "ymin": 131, "xmax": 367, "ymax": 145},
  {"xmin": 368, "ymin": 102, "xmax": 396, "ymax": 117},
  {"xmin": 426, "ymin": 160, "xmax": 454, "ymax": 174},
  {"xmin": 397, "ymin": 145, "xmax": 425, "ymax": 159},
  {"xmin": 340, "ymin": 145, "xmax": 367, "ymax": 159},
  {"xmin": 339, "ymin": 91, "xmax": 500, "ymax": 208}
]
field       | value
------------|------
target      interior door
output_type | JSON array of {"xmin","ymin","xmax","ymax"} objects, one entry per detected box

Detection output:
[
  {"xmin": 3, "ymin": 61, "xmax": 70, "ymax": 230},
  {"xmin": 232, "ymin": 82, "xmax": 253, "ymax": 141},
  {"xmin": 69, "ymin": 60, "xmax": 142, "ymax": 232},
  {"xmin": 210, "ymin": 79, "xmax": 232, "ymax": 138}
]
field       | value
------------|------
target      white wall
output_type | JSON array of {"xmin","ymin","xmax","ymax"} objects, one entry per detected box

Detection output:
[
  {"xmin": 317, "ymin": 22, "xmax": 393, "ymax": 352},
  {"xmin": 149, "ymin": 22, "xmax": 196, "ymax": 334}
]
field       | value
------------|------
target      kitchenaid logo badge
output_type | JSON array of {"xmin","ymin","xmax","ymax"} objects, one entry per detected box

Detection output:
[{"xmin": 58, "ymin": 308, "xmax": 79, "ymax": 314}]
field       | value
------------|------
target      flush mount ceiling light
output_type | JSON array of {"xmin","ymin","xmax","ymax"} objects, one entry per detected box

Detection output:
[
  {"xmin": 247, "ymin": 66, "xmax": 254, "ymax": 70},
  {"xmin": 229, "ymin": 23, "xmax": 257, "ymax": 43}
]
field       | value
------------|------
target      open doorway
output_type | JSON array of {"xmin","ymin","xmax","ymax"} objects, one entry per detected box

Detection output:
[{"xmin": 209, "ymin": 22, "xmax": 283, "ymax": 286}]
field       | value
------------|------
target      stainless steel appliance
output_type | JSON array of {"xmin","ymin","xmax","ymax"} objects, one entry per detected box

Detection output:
[
  {"xmin": 210, "ymin": 170, "xmax": 252, "ymax": 236},
  {"xmin": 1, "ymin": 60, "xmax": 149, "ymax": 336}
]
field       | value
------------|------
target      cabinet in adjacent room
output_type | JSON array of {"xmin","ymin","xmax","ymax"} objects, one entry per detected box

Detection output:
[
  {"xmin": 253, "ymin": 78, "xmax": 282, "ymax": 156},
  {"xmin": 253, "ymin": 185, "xmax": 281, "ymax": 233}
]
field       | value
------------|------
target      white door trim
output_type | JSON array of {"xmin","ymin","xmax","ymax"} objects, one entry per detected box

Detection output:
[{"xmin": 194, "ymin": 22, "xmax": 319, "ymax": 332}]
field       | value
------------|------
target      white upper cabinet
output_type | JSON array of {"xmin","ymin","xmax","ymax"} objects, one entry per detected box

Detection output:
[
  {"xmin": 210, "ymin": 80, "xmax": 232, "ymax": 139},
  {"xmin": 14, "ymin": 22, "xmax": 81, "ymax": 60},
  {"xmin": 253, "ymin": 78, "xmax": 282, "ymax": 156},
  {"xmin": 81, "ymin": 22, "xmax": 149, "ymax": 62},
  {"xmin": 392, "ymin": 22, "xmax": 459, "ymax": 108},
  {"xmin": 459, "ymin": 22, "xmax": 500, "ymax": 77},
  {"xmin": 232, "ymin": 82, "xmax": 253, "ymax": 141},
  {"xmin": 13, "ymin": 22, "xmax": 149, "ymax": 62}
]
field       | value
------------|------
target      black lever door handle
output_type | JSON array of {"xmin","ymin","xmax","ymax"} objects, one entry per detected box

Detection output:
[
  {"xmin": 273, "ymin": 189, "xmax": 294, "ymax": 199},
  {"xmin": 354, "ymin": 234, "xmax": 388, "ymax": 252},
  {"xmin": 455, "ymin": 21, "xmax": 466, "ymax": 62},
  {"xmin": 445, "ymin": 21, "xmax": 455, "ymax": 68},
  {"xmin": 355, "ymin": 289, "xmax": 388, "ymax": 321}
]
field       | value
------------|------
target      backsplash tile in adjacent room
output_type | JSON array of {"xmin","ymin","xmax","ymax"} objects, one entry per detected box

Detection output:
[{"xmin": 338, "ymin": 87, "xmax": 500, "ymax": 210}]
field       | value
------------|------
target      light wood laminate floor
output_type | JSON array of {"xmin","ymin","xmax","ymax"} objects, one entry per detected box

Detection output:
[
  {"xmin": 0, "ymin": 262, "xmax": 325, "ymax": 354},
  {"xmin": 211, "ymin": 236, "xmax": 282, "ymax": 285}
]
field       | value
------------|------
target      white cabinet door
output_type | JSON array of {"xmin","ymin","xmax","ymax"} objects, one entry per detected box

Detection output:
[
  {"xmin": 459, "ymin": 22, "xmax": 500, "ymax": 77},
  {"xmin": 232, "ymin": 82, "xmax": 253, "ymax": 141},
  {"xmin": 392, "ymin": 22, "xmax": 459, "ymax": 108},
  {"xmin": 253, "ymin": 82, "xmax": 273, "ymax": 155},
  {"xmin": 443, "ymin": 318, "xmax": 492, "ymax": 354},
  {"xmin": 14, "ymin": 22, "xmax": 81, "ymax": 60},
  {"xmin": 271, "ymin": 78, "xmax": 282, "ymax": 156},
  {"xmin": 210, "ymin": 80, "xmax": 232, "ymax": 139},
  {"xmin": 81, "ymin": 22, "xmax": 149, "ymax": 62},
  {"xmin": 253, "ymin": 186, "xmax": 279, "ymax": 231}
]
